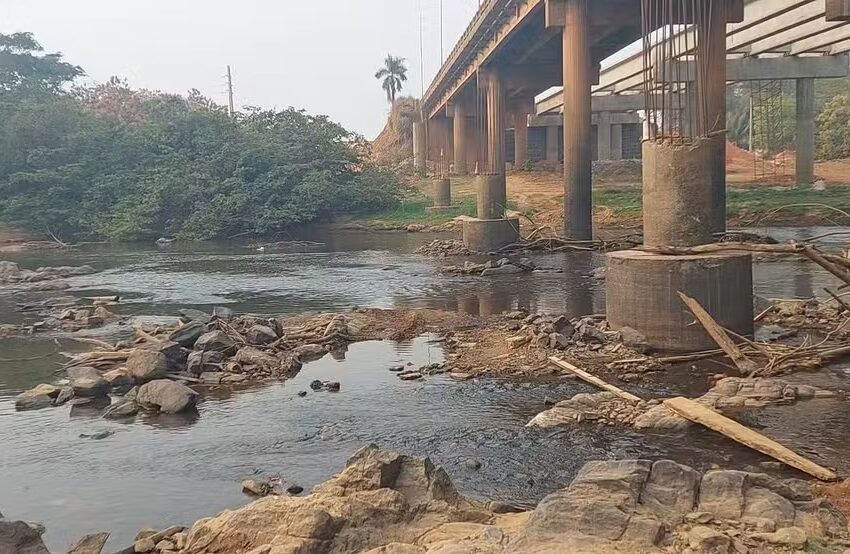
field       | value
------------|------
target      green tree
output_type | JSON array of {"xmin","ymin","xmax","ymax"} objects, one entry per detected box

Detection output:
[
  {"xmin": 816, "ymin": 94, "xmax": 850, "ymax": 161},
  {"xmin": 375, "ymin": 55, "xmax": 408, "ymax": 103},
  {"xmin": 0, "ymin": 32, "xmax": 82, "ymax": 92}
]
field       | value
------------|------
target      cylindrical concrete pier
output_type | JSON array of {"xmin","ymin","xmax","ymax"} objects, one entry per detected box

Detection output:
[
  {"xmin": 606, "ymin": 250, "xmax": 754, "ymax": 352},
  {"xmin": 642, "ymin": 139, "xmax": 714, "ymax": 247},
  {"xmin": 462, "ymin": 217, "xmax": 520, "ymax": 253},
  {"xmin": 453, "ymin": 101, "xmax": 468, "ymax": 176},
  {"xmin": 476, "ymin": 174, "xmax": 507, "ymax": 220},
  {"xmin": 432, "ymin": 178, "xmax": 451, "ymax": 207}
]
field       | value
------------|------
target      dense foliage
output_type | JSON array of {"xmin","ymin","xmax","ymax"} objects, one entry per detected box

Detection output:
[
  {"xmin": 0, "ymin": 33, "xmax": 405, "ymax": 241},
  {"xmin": 816, "ymin": 94, "xmax": 850, "ymax": 160}
]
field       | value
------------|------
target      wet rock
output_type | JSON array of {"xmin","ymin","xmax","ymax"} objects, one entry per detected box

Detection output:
[
  {"xmin": 178, "ymin": 309, "xmax": 211, "ymax": 324},
  {"xmin": 234, "ymin": 346, "xmax": 277, "ymax": 370},
  {"xmin": 212, "ymin": 306, "xmax": 235, "ymax": 321},
  {"xmin": 79, "ymin": 430, "xmax": 115, "ymax": 440},
  {"xmin": 54, "ymin": 386, "xmax": 75, "ymax": 406},
  {"xmin": 0, "ymin": 517, "xmax": 49, "ymax": 554},
  {"xmin": 67, "ymin": 366, "xmax": 109, "ymax": 397},
  {"xmin": 168, "ymin": 320, "xmax": 207, "ymax": 348},
  {"xmin": 297, "ymin": 391, "xmax": 307, "ymax": 397},
  {"xmin": 398, "ymin": 373, "xmax": 423, "ymax": 381},
  {"xmin": 246, "ymin": 325, "xmax": 278, "ymax": 346},
  {"xmin": 309, "ymin": 380, "xmax": 324, "ymax": 390},
  {"xmin": 102, "ymin": 398, "xmax": 139, "ymax": 419},
  {"xmin": 158, "ymin": 341, "xmax": 190, "ymax": 368},
  {"xmin": 688, "ymin": 525, "xmax": 731, "ymax": 553},
  {"xmin": 464, "ymin": 458, "xmax": 482, "ymax": 470},
  {"xmin": 242, "ymin": 479, "xmax": 273, "ymax": 497},
  {"xmin": 618, "ymin": 326, "xmax": 650, "ymax": 353},
  {"xmin": 67, "ymin": 531, "xmax": 109, "ymax": 554},
  {"xmin": 137, "ymin": 379, "xmax": 198, "ymax": 414},
  {"xmin": 699, "ymin": 470, "xmax": 748, "ymax": 520},
  {"xmin": 286, "ymin": 484, "xmax": 304, "ymax": 495},
  {"xmin": 481, "ymin": 263, "xmax": 524, "ymax": 276},
  {"xmin": 103, "ymin": 368, "xmax": 134, "ymax": 392},
  {"xmin": 126, "ymin": 350, "xmax": 168, "ymax": 382},
  {"xmin": 187, "ymin": 350, "xmax": 225, "ymax": 375},
  {"xmin": 294, "ymin": 343, "xmax": 326, "ymax": 361},
  {"xmin": 199, "ymin": 372, "xmax": 228, "ymax": 384},
  {"xmin": 15, "ymin": 383, "xmax": 60, "ymax": 411},
  {"xmin": 194, "ymin": 331, "xmax": 236, "ymax": 354},
  {"xmin": 325, "ymin": 381, "xmax": 340, "ymax": 392}
]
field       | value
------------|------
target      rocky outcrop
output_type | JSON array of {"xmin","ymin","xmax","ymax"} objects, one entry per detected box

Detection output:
[
  {"xmin": 137, "ymin": 450, "xmax": 848, "ymax": 554},
  {"xmin": 0, "ymin": 260, "xmax": 96, "ymax": 285},
  {"xmin": 0, "ymin": 514, "xmax": 49, "ymax": 554},
  {"xmin": 67, "ymin": 366, "xmax": 109, "ymax": 397},
  {"xmin": 14, "ymin": 384, "xmax": 60, "ymax": 411}
]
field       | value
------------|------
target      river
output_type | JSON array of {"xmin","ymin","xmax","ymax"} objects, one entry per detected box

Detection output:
[{"xmin": 1, "ymin": 227, "xmax": 848, "ymax": 551}]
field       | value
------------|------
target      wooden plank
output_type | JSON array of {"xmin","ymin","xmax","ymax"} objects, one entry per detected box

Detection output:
[
  {"xmin": 677, "ymin": 292, "xmax": 759, "ymax": 375},
  {"xmin": 548, "ymin": 357, "xmax": 642, "ymax": 402},
  {"xmin": 664, "ymin": 397, "xmax": 837, "ymax": 481}
]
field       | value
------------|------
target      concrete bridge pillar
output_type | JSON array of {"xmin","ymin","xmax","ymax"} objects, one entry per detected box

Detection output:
[
  {"xmin": 511, "ymin": 98, "xmax": 535, "ymax": 169},
  {"xmin": 462, "ymin": 69, "xmax": 520, "ymax": 252},
  {"xmin": 562, "ymin": 0, "xmax": 593, "ymax": 240},
  {"xmin": 796, "ymin": 78, "xmax": 815, "ymax": 185},
  {"xmin": 545, "ymin": 125, "xmax": 560, "ymax": 164},
  {"xmin": 597, "ymin": 111, "xmax": 612, "ymax": 160},
  {"xmin": 452, "ymin": 100, "xmax": 469, "ymax": 176},
  {"xmin": 413, "ymin": 120, "xmax": 426, "ymax": 176},
  {"xmin": 610, "ymin": 124, "xmax": 623, "ymax": 161}
]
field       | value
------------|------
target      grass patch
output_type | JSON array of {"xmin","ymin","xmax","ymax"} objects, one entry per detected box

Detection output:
[{"xmin": 360, "ymin": 196, "xmax": 477, "ymax": 224}]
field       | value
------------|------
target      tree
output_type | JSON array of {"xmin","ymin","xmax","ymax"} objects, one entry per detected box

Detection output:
[
  {"xmin": 816, "ymin": 94, "xmax": 850, "ymax": 161},
  {"xmin": 0, "ymin": 32, "xmax": 83, "ymax": 92},
  {"xmin": 375, "ymin": 55, "xmax": 408, "ymax": 103}
]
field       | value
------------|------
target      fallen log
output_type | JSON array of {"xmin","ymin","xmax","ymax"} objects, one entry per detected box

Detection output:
[
  {"xmin": 548, "ymin": 357, "xmax": 642, "ymax": 403},
  {"xmin": 664, "ymin": 397, "xmax": 837, "ymax": 481},
  {"xmin": 677, "ymin": 292, "xmax": 759, "ymax": 375}
]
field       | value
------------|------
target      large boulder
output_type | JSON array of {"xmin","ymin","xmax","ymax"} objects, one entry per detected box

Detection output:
[
  {"xmin": 126, "ymin": 350, "xmax": 168, "ymax": 382},
  {"xmin": 14, "ymin": 384, "xmax": 60, "ymax": 411},
  {"xmin": 0, "ymin": 517, "xmax": 50, "ymax": 554},
  {"xmin": 67, "ymin": 366, "xmax": 110, "ymax": 397},
  {"xmin": 168, "ymin": 320, "xmax": 207, "ymax": 348},
  {"xmin": 137, "ymin": 380, "xmax": 199, "ymax": 414},
  {"xmin": 246, "ymin": 325, "xmax": 277, "ymax": 346},
  {"xmin": 103, "ymin": 368, "xmax": 134, "ymax": 392},
  {"xmin": 194, "ymin": 331, "xmax": 236, "ymax": 354},
  {"xmin": 698, "ymin": 470, "xmax": 748, "ymax": 520},
  {"xmin": 187, "ymin": 350, "xmax": 225, "ymax": 375},
  {"xmin": 639, "ymin": 460, "xmax": 700, "ymax": 521}
]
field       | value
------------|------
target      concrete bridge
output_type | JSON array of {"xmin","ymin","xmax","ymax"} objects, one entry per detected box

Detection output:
[{"xmin": 416, "ymin": 0, "xmax": 850, "ymax": 353}]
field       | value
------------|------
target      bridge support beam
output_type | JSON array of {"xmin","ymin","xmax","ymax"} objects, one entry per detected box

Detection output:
[
  {"xmin": 462, "ymin": 69, "xmax": 520, "ymax": 251},
  {"xmin": 511, "ymin": 98, "xmax": 535, "ymax": 169},
  {"xmin": 452, "ymin": 100, "xmax": 469, "ymax": 176},
  {"xmin": 545, "ymin": 125, "xmax": 560, "ymax": 164},
  {"xmin": 413, "ymin": 120, "xmax": 426, "ymax": 176},
  {"xmin": 562, "ymin": 0, "xmax": 593, "ymax": 240},
  {"xmin": 796, "ymin": 78, "xmax": 815, "ymax": 185}
]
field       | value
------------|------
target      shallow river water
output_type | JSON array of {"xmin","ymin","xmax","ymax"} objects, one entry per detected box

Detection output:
[{"xmin": 1, "ymin": 227, "xmax": 849, "ymax": 551}]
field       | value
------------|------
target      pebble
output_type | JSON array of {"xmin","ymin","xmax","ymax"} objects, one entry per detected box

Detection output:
[{"xmin": 464, "ymin": 458, "xmax": 482, "ymax": 470}]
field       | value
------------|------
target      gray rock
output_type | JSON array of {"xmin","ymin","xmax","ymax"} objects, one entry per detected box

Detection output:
[
  {"xmin": 234, "ymin": 347, "xmax": 278, "ymax": 369},
  {"xmin": 743, "ymin": 486, "xmax": 795, "ymax": 528},
  {"xmin": 15, "ymin": 384, "xmax": 60, "ymax": 411},
  {"xmin": 212, "ymin": 306, "xmax": 234, "ymax": 321},
  {"xmin": 67, "ymin": 366, "xmax": 109, "ymax": 397},
  {"xmin": 464, "ymin": 458, "xmax": 482, "ymax": 470},
  {"xmin": 574, "ymin": 322, "xmax": 606, "ymax": 343},
  {"xmin": 549, "ymin": 332, "xmax": 570, "ymax": 349},
  {"xmin": 168, "ymin": 320, "xmax": 207, "ymax": 348},
  {"xmin": 620, "ymin": 515, "xmax": 665, "ymax": 549},
  {"xmin": 102, "ymin": 399, "xmax": 139, "ymax": 419},
  {"xmin": 698, "ymin": 470, "xmax": 748, "ymax": 519},
  {"xmin": 187, "ymin": 350, "xmax": 225, "ymax": 375},
  {"xmin": 194, "ymin": 330, "xmax": 236, "ymax": 354},
  {"xmin": 0, "ymin": 518, "xmax": 50, "ymax": 554},
  {"xmin": 639, "ymin": 459, "xmax": 700, "ymax": 521},
  {"xmin": 619, "ymin": 326, "xmax": 650, "ymax": 353},
  {"xmin": 178, "ymin": 309, "xmax": 211, "ymax": 324},
  {"xmin": 752, "ymin": 526, "xmax": 807, "ymax": 546},
  {"xmin": 246, "ymin": 325, "xmax": 277, "ymax": 346},
  {"xmin": 67, "ymin": 531, "xmax": 110, "ymax": 554},
  {"xmin": 158, "ymin": 341, "xmax": 189, "ymax": 368},
  {"xmin": 126, "ymin": 350, "xmax": 168, "ymax": 382},
  {"xmin": 137, "ymin": 380, "xmax": 198, "ymax": 414},
  {"xmin": 102, "ymin": 368, "xmax": 134, "ymax": 391},
  {"xmin": 294, "ymin": 343, "xmax": 327, "ymax": 361}
]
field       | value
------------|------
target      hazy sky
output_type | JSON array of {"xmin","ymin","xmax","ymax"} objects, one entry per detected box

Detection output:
[{"xmin": 3, "ymin": 0, "xmax": 483, "ymax": 138}]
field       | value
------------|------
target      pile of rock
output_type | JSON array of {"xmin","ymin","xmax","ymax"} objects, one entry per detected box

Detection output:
[
  {"xmin": 82, "ymin": 447, "xmax": 847, "ymax": 554},
  {"xmin": 0, "ymin": 260, "xmax": 96, "ymax": 284},
  {"xmin": 505, "ymin": 312, "xmax": 648, "ymax": 354},
  {"xmin": 414, "ymin": 239, "xmax": 472, "ymax": 257},
  {"xmin": 763, "ymin": 298, "xmax": 849, "ymax": 336},
  {"xmin": 441, "ymin": 257, "xmax": 536, "ymax": 276}
]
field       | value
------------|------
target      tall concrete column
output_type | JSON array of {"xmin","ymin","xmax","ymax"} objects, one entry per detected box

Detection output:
[
  {"xmin": 546, "ymin": 125, "xmax": 560, "ymax": 164},
  {"xmin": 611, "ymin": 123, "xmax": 623, "ymax": 160},
  {"xmin": 484, "ymin": 70, "xmax": 506, "ymax": 175},
  {"xmin": 597, "ymin": 111, "xmax": 612, "ymax": 160},
  {"xmin": 413, "ymin": 120, "xmax": 426, "ymax": 176},
  {"xmin": 697, "ymin": 0, "xmax": 728, "ymax": 234},
  {"xmin": 796, "ymin": 78, "xmax": 815, "ymax": 185},
  {"xmin": 562, "ymin": 0, "xmax": 593, "ymax": 240},
  {"xmin": 452, "ymin": 100, "xmax": 469, "ymax": 176},
  {"xmin": 514, "ymin": 111, "xmax": 529, "ymax": 168}
]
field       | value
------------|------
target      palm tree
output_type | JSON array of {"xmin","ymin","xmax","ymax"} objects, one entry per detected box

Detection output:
[{"xmin": 375, "ymin": 55, "xmax": 408, "ymax": 104}]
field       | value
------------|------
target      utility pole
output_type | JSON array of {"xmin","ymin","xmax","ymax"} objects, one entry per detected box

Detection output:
[
  {"xmin": 439, "ymin": 0, "xmax": 444, "ymax": 63},
  {"xmin": 419, "ymin": 2, "xmax": 425, "ymax": 97},
  {"xmin": 226, "ymin": 65, "xmax": 235, "ymax": 116}
]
